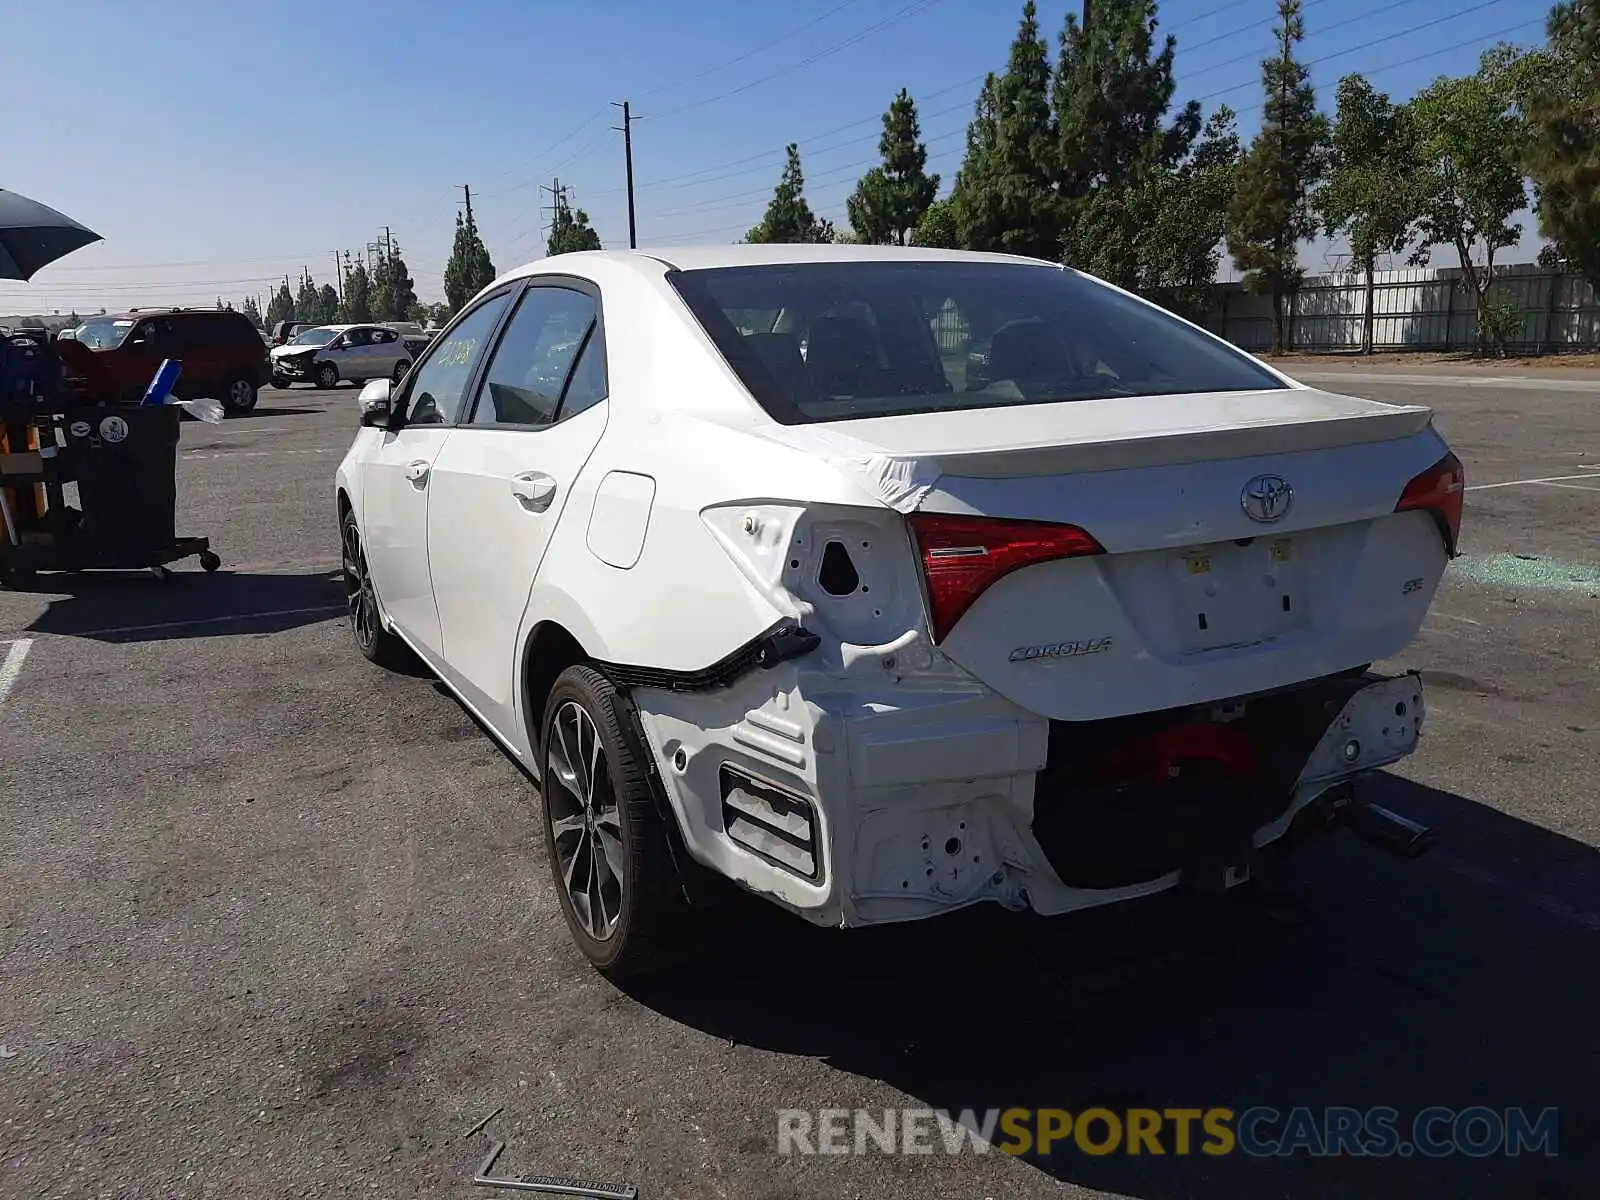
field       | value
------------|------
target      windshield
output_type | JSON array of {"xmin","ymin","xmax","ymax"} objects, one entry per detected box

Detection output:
[
  {"xmin": 668, "ymin": 261, "xmax": 1284, "ymax": 424},
  {"xmin": 290, "ymin": 327, "xmax": 338, "ymax": 347},
  {"xmin": 75, "ymin": 318, "xmax": 137, "ymax": 350}
]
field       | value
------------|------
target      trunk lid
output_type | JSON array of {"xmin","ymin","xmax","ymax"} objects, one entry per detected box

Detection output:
[{"xmin": 796, "ymin": 387, "xmax": 1454, "ymax": 722}]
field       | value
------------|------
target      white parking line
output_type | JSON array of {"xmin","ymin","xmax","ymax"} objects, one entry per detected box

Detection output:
[
  {"xmin": 182, "ymin": 448, "xmax": 338, "ymax": 461},
  {"xmin": 73, "ymin": 605, "xmax": 346, "ymax": 638},
  {"xmin": 0, "ymin": 637, "xmax": 34, "ymax": 707},
  {"xmin": 1532, "ymin": 480, "xmax": 1600, "ymax": 493},
  {"xmin": 1467, "ymin": 472, "xmax": 1600, "ymax": 491}
]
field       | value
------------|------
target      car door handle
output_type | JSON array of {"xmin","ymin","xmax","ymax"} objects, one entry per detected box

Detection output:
[
  {"xmin": 509, "ymin": 471, "xmax": 557, "ymax": 511},
  {"xmin": 404, "ymin": 459, "xmax": 430, "ymax": 484}
]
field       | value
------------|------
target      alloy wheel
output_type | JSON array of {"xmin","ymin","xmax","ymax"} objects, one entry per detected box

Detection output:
[
  {"xmin": 545, "ymin": 700, "xmax": 624, "ymax": 941},
  {"xmin": 341, "ymin": 517, "xmax": 378, "ymax": 651}
]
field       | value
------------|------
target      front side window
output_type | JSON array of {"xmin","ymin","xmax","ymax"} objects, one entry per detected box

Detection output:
[
  {"xmin": 402, "ymin": 293, "xmax": 512, "ymax": 426},
  {"xmin": 668, "ymin": 261, "xmax": 1285, "ymax": 424},
  {"xmin": 468, "ymin": 285, "xmax": 601, "ymax": 428}
]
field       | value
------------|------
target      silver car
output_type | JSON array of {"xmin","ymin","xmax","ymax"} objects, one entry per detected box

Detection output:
[{"xmin": 269, "ymin": 323, "xmax": 415, "ymax": 390}]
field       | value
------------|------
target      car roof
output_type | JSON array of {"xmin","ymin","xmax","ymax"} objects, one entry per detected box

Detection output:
[
  {"xmin": 496, "ymin": 243, "xmax": 1058, "ymax": 285},
  {"xmin": 99, "ymin": 307, "xmax": 249, "ymax": 321}
]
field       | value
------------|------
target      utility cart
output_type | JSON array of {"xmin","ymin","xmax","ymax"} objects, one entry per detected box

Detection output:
[{"xmin": 0, "ymin": 329, "xmax": 220, "ymax": 586}]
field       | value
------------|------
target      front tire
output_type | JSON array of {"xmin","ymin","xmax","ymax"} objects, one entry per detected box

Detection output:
[
  {"xmin": 271, "ymin": 375, "xmax": 294, "ymax": 390},
  {"xmin": 541, "ymin": 666, "xmax": 695, "ymax": 979},
  {"xmin": 340, "ymin": 509, "xmax": 411, "ymax": 669},
  {"xmin": 316, "ymin": 362, "xmax": 339, "ymax": 390}
]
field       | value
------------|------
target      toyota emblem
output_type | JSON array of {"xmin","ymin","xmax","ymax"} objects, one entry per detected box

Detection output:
[{"xmin": 1241, "ymin": 473, "xmax": 1294, "ymax": 523}]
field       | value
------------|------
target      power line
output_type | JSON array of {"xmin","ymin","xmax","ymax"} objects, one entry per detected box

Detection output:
[
  {"xmin": 601, "ymin": 0, "xmax": 1317, "ymax": 197},
  {"xmin": 650, "ymin": 0, "xmax": 952, "ymax": 121},
  {"xmin": 1226, "ymin": 15, "xmax": 1547, "ymax": 115},
  {"xmin": 1193, "ymin": 0, "xmax": 1519, "ymax": 102},
  {"xmin": 635, "ymin": 0, "xmax": 869, "ymax": 99}
]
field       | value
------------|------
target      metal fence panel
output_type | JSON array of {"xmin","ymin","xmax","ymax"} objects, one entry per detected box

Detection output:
[{"xmin": 1201, "ymin": 264, "xmax": 1600, "ymax": 354}]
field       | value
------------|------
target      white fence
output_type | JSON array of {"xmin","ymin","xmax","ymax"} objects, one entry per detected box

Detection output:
[{"xmin": 1200, "ymin": 263, "xmax": 1600, "ymax": 354}]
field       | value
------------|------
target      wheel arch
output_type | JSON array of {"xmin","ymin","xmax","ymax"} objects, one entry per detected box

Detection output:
[{"xmin": 521, "ymin": 620, "xmax": 591, "ymax": 764}]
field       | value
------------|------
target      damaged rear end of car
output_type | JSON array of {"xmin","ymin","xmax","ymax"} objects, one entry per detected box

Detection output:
[{"xmin": 617, "ymin": 253, "xmax": 1464, "ymax": 929}]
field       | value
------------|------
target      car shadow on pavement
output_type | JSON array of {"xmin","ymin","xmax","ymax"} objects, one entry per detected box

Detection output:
[
  {"xmin": 21, "ymin": 567, "xmax": 349, "ymax": 642},
  {"xmin": 230, "ymin": 405, "xmax": 326, "ymax": 418},
  {"xmin": 626, "ymin": 774, "xmax": 1599, "ymax": 1199}
]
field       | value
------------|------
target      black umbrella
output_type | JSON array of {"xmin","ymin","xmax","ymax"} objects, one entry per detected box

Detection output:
[{"xmin": 0, "ymin": 188, "xmax": 102, "ymax": 281}]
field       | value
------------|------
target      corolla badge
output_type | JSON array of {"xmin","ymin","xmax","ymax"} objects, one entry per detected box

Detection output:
[{"xmin": 1240, "ymin": 473, "xmax": 1293, "ymax": 523}]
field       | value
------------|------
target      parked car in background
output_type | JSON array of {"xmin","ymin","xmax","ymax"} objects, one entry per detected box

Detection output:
[
  {"xmin": 68, "ymin": 307, "xmax": 270, "ymax": 412},
  {"xmin": 270, "ymin": 323, "xmax": 414, "ymax": 390},
  {"xmin": 268, "ymin": 320, "xmax": 318, "ymax": 346},
  {"xmin": 334, "ymin": 245, "xmax": 1462, "ymax": 979}
]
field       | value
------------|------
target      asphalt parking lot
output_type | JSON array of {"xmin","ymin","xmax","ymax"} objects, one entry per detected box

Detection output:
[{"xmin": 1, "ymin": 372, "xmax": 1596, "ymax": 1199}]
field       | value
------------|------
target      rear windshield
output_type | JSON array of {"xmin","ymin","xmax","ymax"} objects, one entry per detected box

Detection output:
[{"xmin": 668, "ymin": 261, "xmax": 1284, "ymax": 424}]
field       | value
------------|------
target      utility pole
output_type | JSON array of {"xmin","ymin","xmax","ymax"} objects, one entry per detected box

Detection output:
[
  {"xmin": 1083, "ymin": 0, "xmax": 1091, "ymax": 29},
  {"xmin": 539, "ymin": 177, "xmax": 567, "ymax": 244},
  {"xmin": 333, "ymin": 251, "xmax": 343, "ymax": 300},
  {"xmin": 612, "ymin": 100, "xmax": 637, "ymax": 249},
  {"xmin": 384, "ymin": 226, "xmax": 394, "ymax": 264},
  {"xmin": 462, "ymin": 184, "xmax": 474, "ymax": 231}
]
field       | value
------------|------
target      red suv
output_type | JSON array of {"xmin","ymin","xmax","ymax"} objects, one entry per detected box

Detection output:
[{"xmin": 67, "ymin": 308, "xmax": 271, "ymax": 413}]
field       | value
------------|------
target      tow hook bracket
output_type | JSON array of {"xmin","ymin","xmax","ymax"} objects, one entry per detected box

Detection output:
[{"xmin": 1338, "ymin": 800, "xmax": 1434, "ymax": 858}]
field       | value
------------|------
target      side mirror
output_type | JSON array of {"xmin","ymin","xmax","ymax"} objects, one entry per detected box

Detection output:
[{"xmin": 358, "ymin": 378, "xmax": 394, "ymax": 428}]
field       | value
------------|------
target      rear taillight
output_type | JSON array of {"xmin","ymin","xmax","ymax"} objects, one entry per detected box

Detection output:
[
  {"xmin": 1395, "ymin": 451, "xmax": 1465, "ymax": 556},
  {"xmin": 907, "ymin": 513, "xmax": 1104, "ymax": 643}
]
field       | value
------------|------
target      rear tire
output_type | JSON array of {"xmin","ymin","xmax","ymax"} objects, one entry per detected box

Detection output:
[
  {"xmin": 222, "ymin": 375, "xmax": 258, "ymax": 413},
  {"xmin": 341, "ymin": 509, "xmax": 412, "ymax": 670},
  {"xmin": 541, "ymin": 665, "xmax": 696, "ymax": 979}
]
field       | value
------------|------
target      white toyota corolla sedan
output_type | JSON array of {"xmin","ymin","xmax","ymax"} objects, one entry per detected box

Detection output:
[{"xmin": 335, "ymin": 244, "xmax": 1463, "ymax": 978}]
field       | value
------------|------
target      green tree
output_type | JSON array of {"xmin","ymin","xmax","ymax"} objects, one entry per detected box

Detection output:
[
  {"xmin": 1409, "ymin": 55, "xmax": 1526, "ymax": 355},
  {"xmin": 1053, "ymin": 0, "xmax": 1199, "ymax": 201},
  {"xmin": 1073, "ymin": 107, "xmax": 1242, "ymax": 319},
  {"xmin": 317, "ymin": 284, "xmax": 340, "ymax": 323},
  {"xmin": 266, "ymin": 282, "xmax": 294, "ymax": 327},
  {"xmin": 372, "ymin": 249, "xmax": 419, "ymax": 322},
  {"xmin": 1318, "ymin": 75, "xmax": 1421, "ymax": 352},
  {"xmin": 746, "ymin": 144, "xmax": 835, "ymax": 243},
  {"xmin": 340, "ymin": 261, "xmax": 373, "ymax": 323},
  {"xmin": 547, "ymin": 196, "xmax": 603, "ymax": 255},
  {"xmin": 911, "ymin": 197, "xmax": 962, "ymax": 248},
  {"xmin": 951, "ymin": 2, "xmax": 1059, "ymax": 258},
  {"xmin": 1521, "ymin": 1, "xmax": 1600, "ymax": 287},
  {"xmin": 847, "ymin": 89, "xmax": 941, "ymax": 245},
  {"xmin": 444, "ymin": 210, "xmax": 498, "ymax": 313},
  {"xmin": 1227, "ymin": 0, "xmax": 1328, "ymax": 353},
  {"xmin": 239, "ymin": 296, "xmax": 262, "ymax": 328},
  {"xmin": 294, "ymin": 273, "xmax": 322, "ymax": 323},
  {"xmin": 1053, "ymin": 0, "xmax": 1214, "ymax": 301}
]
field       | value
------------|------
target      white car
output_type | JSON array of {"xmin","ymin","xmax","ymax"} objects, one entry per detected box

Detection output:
[
  {"xmin": 270, "ymin": 323, "xmax": 414, "ymax": 390},
  {"xmin": 334, "ymin": 245, "xmax": 1463, "ymax": 978}
]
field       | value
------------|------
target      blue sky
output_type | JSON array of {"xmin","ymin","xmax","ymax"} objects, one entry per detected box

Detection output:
[{"xmin": 0, "ymin": 0, "xmax": 1552, "ymax": 314}]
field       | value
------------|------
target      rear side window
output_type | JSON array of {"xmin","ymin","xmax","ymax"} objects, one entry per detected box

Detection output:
[{"xmin": 668, "ymin": 261, "xmax": 1283, "ymax": 425}]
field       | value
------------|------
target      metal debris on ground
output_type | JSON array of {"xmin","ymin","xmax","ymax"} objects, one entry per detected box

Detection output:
[
  {"xmin": 471, "ymin": 1140, "xmax": 638, "ymax": 1198},
  {"xmin": 465, "ymin": 1105, "xmax": 504, "ymax": 1138}
]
